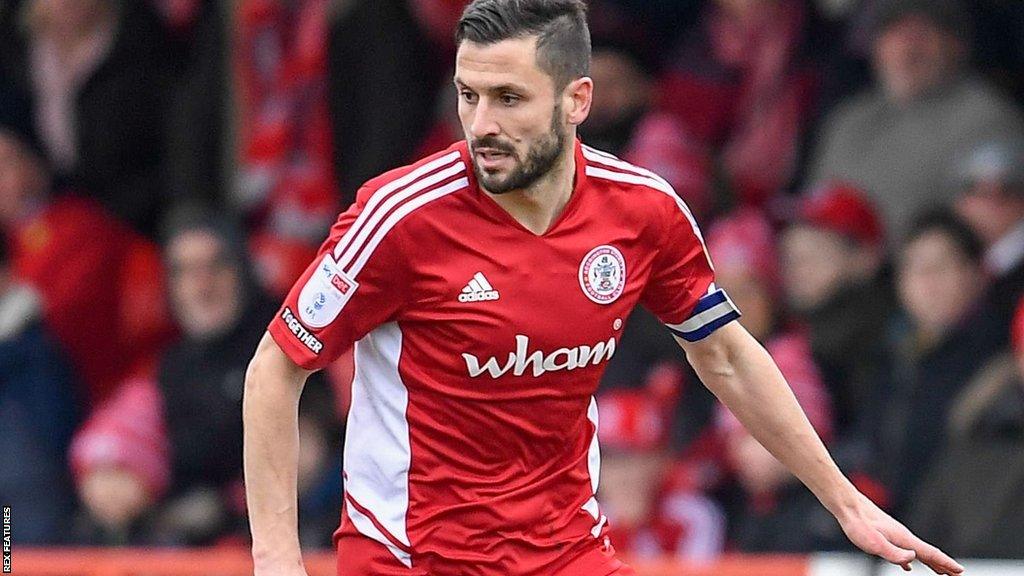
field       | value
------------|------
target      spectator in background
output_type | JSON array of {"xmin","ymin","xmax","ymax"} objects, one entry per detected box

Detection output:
[
  {"xmin": 578, "ymin": 43, "xmax": 713, "ymax": 219},
  {"xmin": 864, "ymin": 211, "xmax": 998, "ymax": 516},
  {"xmin": 953, "ymin": 136, "xmax": 1024, "ymax": 347},
  {"xmin": 70, "ymin": 378, "xmax": 170, "ymax": 545},
  {"xmin": 0, "ymin": 87, "xmax": 174, "ymax": 405},
  {"xmin": 808, "ymin": 0, "xmax": 1024, "ymax": 238},
  {"xmin": 157, "ymin": 211, "xmax": 337, "ymax": 545},
  {"xmin": 908, "ymin": 297, "xmax": 1024, "ymax": 558},
  {"xmin": 598, "ymin": 364, "xmax": 727, "ymax": 562},
  {"xmin": 660, "ymin": 0, "xmax": 818, "ymax": 207},
  {"xmin": 703, "ymin": 209, "xmax": 842, "ymax": 552},
  {"xmin": 0, "ymin": 236, "xmax": 79, "ymax": 544},
  {"xmin": 780, "ymin": 183, "xmax": 889, "ymax": 437},
  {"xmin": 713, "ymin": 372, "xmax": 839, "ymax": 553},
  {"xmin": 149, "ymin": 211, "xmax": 278, "ymax": 544},
  {"xmin": 0, "ymin": 0, "xmax": 172, "ymax": 235},
  {"xmin": 70, "ymin": 211, "xmax": 340, "ymax": 546}
]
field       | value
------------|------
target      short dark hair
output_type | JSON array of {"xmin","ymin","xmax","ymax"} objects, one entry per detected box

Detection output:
[
  {"xmin": 872, "ymin": 0, "xmax": 972, "ymax": 42},
  {"xmin": 455, "ymin": 0, "xmax": 591, "ymax": 89},
  {"xmin": 903, "ymin": 209, "xmax": 984, "ymax": 264}
]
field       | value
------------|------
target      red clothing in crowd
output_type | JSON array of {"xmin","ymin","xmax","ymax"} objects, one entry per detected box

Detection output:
[
  {"xmin": 8, "ymin": 195, "xmax": 174, "ymax": 404},
  {"xmin": 237, "ymin": 0, "xmax": 337, "ymax": 298},
  {"xmin": 620, "ymin": 112, "xmax": 714, "ymax": 221},
  {"xmin": 659, "ymin": 0, "xmax": 816, "ymax": 206},
  {"xmin": 605, "ymin": 461, "xmax": 726, "ymax": 562}
]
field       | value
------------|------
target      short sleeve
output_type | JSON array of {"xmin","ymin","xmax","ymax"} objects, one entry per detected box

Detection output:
[
  {"xmin": 267, "ymin": 189, "xmax": 409, "ymax": 370},
  {"xmin": 640, "ymin": 196, "xmax": 740, "ymax": 342}
]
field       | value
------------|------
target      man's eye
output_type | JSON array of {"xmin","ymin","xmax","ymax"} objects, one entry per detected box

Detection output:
[
  {"xmin": 461, "ymin": 91, "xmax": 478, "ymax": 103},
  {"xmin": 500, "ymin": 94, "xmax": 520, "ymax": 106}
]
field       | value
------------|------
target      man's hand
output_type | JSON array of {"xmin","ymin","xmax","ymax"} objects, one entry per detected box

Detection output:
[{"xmin": 837, "ymin": 493, "xmax": 964, "ymax": 575}]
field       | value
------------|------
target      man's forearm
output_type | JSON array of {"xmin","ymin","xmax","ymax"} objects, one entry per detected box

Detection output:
[
  {"xmin": 682, "ymin": 324, "xmax": 860, "ymax": 517},
  {"xmin": 244, "ymin": 334, "xmax": 309, "ymax": 571}
]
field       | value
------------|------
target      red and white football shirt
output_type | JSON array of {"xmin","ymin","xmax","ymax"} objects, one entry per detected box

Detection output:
[{"xmin": 267, "ymin": 140, "xmax": 740, "ymax": 575}]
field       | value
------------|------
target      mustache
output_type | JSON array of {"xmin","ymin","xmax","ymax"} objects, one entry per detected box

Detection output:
[{"xmin": 470, "ymin": 137, "xmax": 516, "ymax": 155}]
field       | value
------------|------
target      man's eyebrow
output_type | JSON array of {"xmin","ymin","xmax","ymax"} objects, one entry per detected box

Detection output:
[
  {"xmin": 452, "ymin": 78, "xmax": 530, "ymax": 94},
  {"xmin": 489, "ymin": 83, "xmax": 529, "ymax": 94}
]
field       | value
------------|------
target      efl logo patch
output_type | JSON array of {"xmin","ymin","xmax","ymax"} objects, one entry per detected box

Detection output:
[
  {"xmin": 579, "ymin": 245, "xmax": 626, "ymax": 305},
  {"xmin": 298, "ymin": 254, "xmax": 359, "ymax": 328}
]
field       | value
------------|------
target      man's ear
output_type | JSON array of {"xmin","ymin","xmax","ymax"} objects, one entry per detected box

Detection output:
[{"xmin": 564, "ymin": 76, "xmax": 593, "ymax": 126}]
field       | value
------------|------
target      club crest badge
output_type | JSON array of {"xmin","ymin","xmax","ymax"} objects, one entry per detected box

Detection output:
[{"xmin": 579, "ymin": 245, "xmax": 626, "ymax": 305}]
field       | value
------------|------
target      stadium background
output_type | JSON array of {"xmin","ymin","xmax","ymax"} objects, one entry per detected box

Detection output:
[{"xmin": 1, "ymin": 0, "xmax": 1024, "ymax": 573}]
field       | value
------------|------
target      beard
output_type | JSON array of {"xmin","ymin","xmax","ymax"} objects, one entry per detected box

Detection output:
[{"xmin": 470, "ymin": 107, "xmax": 568, "ymax": 195}]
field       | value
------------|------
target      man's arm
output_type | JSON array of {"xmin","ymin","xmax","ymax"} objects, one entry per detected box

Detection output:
[
  {"xmin": 679, "ymin": 322, "xmax": 963, "ymax": 575},
  {"xmin": 244, "ymin": 333, "xmax": 313, "ymax": 576}
]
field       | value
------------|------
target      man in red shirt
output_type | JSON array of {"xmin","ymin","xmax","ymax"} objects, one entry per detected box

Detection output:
[{"xmin": 243, "ymin": 2, "xmax": 963, "ymax": 575}]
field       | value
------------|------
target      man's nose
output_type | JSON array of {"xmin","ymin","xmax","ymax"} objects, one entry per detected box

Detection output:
[{"xmin": 470, "ymin": 102, "xmax": 501, "ymax": 140}]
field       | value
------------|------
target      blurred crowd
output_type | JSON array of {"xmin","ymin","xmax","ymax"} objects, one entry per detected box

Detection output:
[{"xmin": 1, "ymin": 0, "xmax": 1023, "ymax": 561}]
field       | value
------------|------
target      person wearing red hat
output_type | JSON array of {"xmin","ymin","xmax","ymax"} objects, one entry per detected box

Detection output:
[
  {"xmin": 905, "ymin": 296, "xmax": 1024, "ymax": 558},
  {"xmin": 780, "ymin": 182, "xmax": 891, "ymax": 438},
  {"xmin": 69, "ymin": 377, "xmax": 170, "ymax": 544}
]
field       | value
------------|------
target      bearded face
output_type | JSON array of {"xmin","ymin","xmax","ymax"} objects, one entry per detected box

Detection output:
[
  {"xmin": 469, "ymin": 103, "xmax": 568, "ymax": 195},
  {"xmin": 455, "ymin": 37, "xmax": 581, "ymax": 196}
]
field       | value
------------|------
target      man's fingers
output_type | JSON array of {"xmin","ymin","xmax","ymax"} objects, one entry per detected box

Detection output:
[
  {"xmin": 919, "ymin": 551, "xmax": 965, "ymax": 575},
  {"xmin": 875, "ymin": 534, "xmax": 917, "ymax": 567},
  {"xmin": 855, "ymin": 522, "xmax": 915, "ymax": 567},
  {"xmin": 904, "ymin": 531, "xmax": 965, "ymax": 574}
]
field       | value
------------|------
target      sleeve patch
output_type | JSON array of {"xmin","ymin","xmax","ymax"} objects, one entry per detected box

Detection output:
[{"xmin": 297, "ymin": 254, "xmax": 360, "ymax": 328}]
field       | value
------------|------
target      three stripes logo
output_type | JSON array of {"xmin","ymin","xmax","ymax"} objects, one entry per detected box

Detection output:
[{"xmin": 459, "ymin": 272, "xmax": 500, "ymax": 303}]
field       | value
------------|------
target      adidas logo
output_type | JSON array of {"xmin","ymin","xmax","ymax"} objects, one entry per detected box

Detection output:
[{"xmin": 459, "ymin": 272, "xmax": 500, "ymax": 303}]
